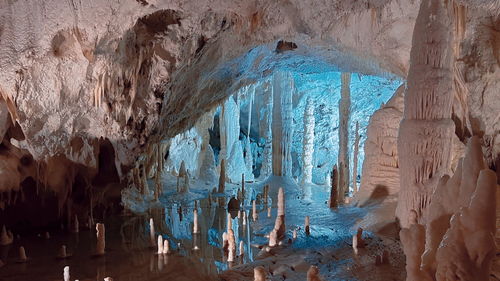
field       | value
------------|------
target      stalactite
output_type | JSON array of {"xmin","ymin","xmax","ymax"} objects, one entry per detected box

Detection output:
[
  {"xmin": 338, "ymin": 72, "xmax": 351, "ymax": 202},
  {"xmin": 301, "ymin": 97, "xmax": 315, "ymax": 187},
  {"xmin": 352, "ymin": 121, "xmax": 360, "ymax": 194},
  {"xmin": 272, "ymin": 72, "xmax": 294, "ymax": 177},
  {"xmin": 329, "ymin": 165, "xmax": 338, "ymax": 208},
  {"xmin": 396, "ymin": 0, "xmax": 456, "ymax": 228}
]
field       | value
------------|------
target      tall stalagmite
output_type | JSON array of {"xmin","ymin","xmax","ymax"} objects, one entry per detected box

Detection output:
[
  {"xmin": 272, "ymin": 72, "xmax": 294, "ymax": 177},
  {"xmin": 302, "ymin": 97, "xmax": 315, "ymax": 187},
  {"xmin": 396, "ymin": 0, "xmax": 456, "ymax": 228},
  {"xmin": 338, "ymin": 73, "xmax": 351, "ymax": 200}
]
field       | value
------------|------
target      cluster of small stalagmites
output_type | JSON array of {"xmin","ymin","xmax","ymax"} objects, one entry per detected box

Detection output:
[
  {"xmin": 352, "ymin": 228, "xmax": 365, "ymax": 255},
  {"xmin": 157, "ymin": 235, "xmax": 170, "ymax": 255}
]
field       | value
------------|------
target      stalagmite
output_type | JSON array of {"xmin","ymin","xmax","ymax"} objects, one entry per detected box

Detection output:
[
  {"xmin": 329, "ymin": 165, "xmax": 338, "ymax": 208},
  {"xmin": 254, "ymin": 266, "xmax": 267, "ymax": 281},
  {"xmin": 307, "ymin": 265, "xmax": 324, "ymax": 281},
  {"xmin": 239, "ymin": 240, "xmax": 244, "ymax": 256},
  {"xmin": 352, "ymin": 121, "xmax": 360, "ymax": 194},
  {"xmin": 63, "ymin": 266, "xmax": 70, "ymax": 281},
  {"xmin": 355, "ymin": 228, "xmax": 364, "ymax": 247},
  {"xmin": 302, "ymin": 97, "xmax": 315, "ymax": 186},
  {"xmin": 227, "ymin": 212, "xmax": 232, "ymax": 232},
  {"xmin": 305, "ymin": 216, "xmax": 310, "ymax": 235},
  {"xmin": 72, "ymin": 215, "xmax": 79, "ymax": 233},
  {"xmin": 268, "ymin": 229, "xmax": 278, "ymax": 247},
  {"xmin": 163, "ymin": 239, "xmax": 169, "ymax": 254},
  {"xmin": 272, "ymin": 72, "xmax": 294, "ymax": 176},
  {"xmin": 18, "ymin": 246, "xmax": 28, "ymax": 262},
  {"xmin": 352, "ymin": 235, "xmax": 358, "ymax": 255},
  {"xmin": 193, "ymin": 208, "xmax": 199, "ymax": 233},
  {"xmin": 57, "ymin": 245, "xmax": 70, "ymax": 259},
  {"xmin": 267, "ymin": 207, "xmax": 271, "ymax": 218},
  {"xmin": 242, "ymin": 210, "xmax": 247, "ymax": 226},
  {"xmin": 227, "ymin": 229, "xmax": 236, "ymax": 262},
  {"xmin": 222, "ymin": 232, "xmax": 228, "ymax": 252},
  {"xmin": 269, "ymin": 187, "xmax": 286, "ymax": 242},
  {"xmin": 0, "ymin": 225, "xmax": 13, "ymax": 245},
  {"xmin": 96, "ymin": 223, "xmax": 105, "ymax": 255},
  {"xmin": 396, "ymin": 0, "xmax": 456, "ymax": 227},
  {"xmin": 149, "ymin": 218, "xmax": 155, "ymax": 247},
  {"xmin": 277, "ymin": 187, "xmax": 285, "ymax": 216},
  {"xmin": 157, "ymin": 235, "xmax": 163, "ymax": 254},
  {"xmin": 252, "ymin": 200, "xmax": 257, "ymax": 221},
  {"xmin": 218, "ymin": 159, "xmax": 226, "ymax": 193},
  {"xmin": 293, "ymin": 229, "xmax": 297, "ymax": 239},
  {"xmin": 338, "ymin": 72, "xmax": 351, "ymax": 202}
]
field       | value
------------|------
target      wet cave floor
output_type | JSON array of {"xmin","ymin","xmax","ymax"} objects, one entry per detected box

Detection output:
[{"xmin": 0, "ymin": 176, "xmax": 406, "ymax": 281}]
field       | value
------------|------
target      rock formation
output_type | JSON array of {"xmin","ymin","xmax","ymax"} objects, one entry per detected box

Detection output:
[
  {"xmin": 354, "ymin": 85, "xmax": 404, "ymax": 204},
  {"xmin": 400, "ymin": 137, "xmax": 497, "ymax": 281}
]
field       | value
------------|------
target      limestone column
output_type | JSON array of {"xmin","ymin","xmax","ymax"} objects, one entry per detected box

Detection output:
[
  {"xmin": 338, "ymin": 73, "xmax": 351, "ymax": 201},
  {"xmin": 396, "ymin": 0, "xmax": 456, "ymax": 228},
  {"xmin": 272, "ymin": 71, "xmax": 294, "ymax": 177}
]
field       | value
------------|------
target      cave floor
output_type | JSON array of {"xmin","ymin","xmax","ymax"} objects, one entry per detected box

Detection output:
[{"xmin": 0, "ymin": 176, "xmax": 405, "ymax": 280}]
